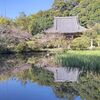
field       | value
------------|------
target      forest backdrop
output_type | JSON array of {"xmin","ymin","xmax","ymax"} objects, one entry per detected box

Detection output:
[{"xmin": 0, "ymin": 0, "xmax": 100, "ymax": 53}]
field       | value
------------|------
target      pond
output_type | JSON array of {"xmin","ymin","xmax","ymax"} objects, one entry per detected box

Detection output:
[{"xmin": 0, "ymin": 53, "xmax": 100, "ymax": 100}]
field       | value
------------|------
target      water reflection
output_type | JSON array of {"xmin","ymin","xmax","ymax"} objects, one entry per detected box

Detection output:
[
  {"xmin": 45, "ymin": 67, "xmax": 79, "ymax": 82},
  {"xmin": 0, "ymin": 54, "xmax": 99, "ymax": 100}
]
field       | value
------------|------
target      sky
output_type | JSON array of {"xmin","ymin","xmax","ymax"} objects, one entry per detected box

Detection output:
[{"xmin": 0, "ymin": 0, "xmax": 54, "ymax": 18}]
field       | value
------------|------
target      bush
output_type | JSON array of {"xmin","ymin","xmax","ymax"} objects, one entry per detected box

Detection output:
[
  {"xmin": 94, "ymin": 47, "xmax": 100, "ymax": 50},
  {"xmin": 95, "ymin": 35, "xmax": 100, "ymax": 47},
  {"xmin": 44, "ymin": 37, "xmax": 68, "ymax": 49},
  {"xmin": 15, "ymin": 42, "xmax": 29, "ymax": 53},
  {"xmin": 0, "ymin": 44, "xmax": 9, "ymax": 53},
  {"xmin": 27, "ymin": 40, "xmax": 42, "ymax": 50},
  {"xmin": 71, "ymin": 36, "xmax": 90, "ymax": 50}
]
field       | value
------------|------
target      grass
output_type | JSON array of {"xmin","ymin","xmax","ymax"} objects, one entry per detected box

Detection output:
[
  {"xmin": 56, "ymin": 50, "xmax": 100, "ymax": 73},
  {"xmin": 42, "ymin": 48, "xmax": 65, "ymax": 53}
]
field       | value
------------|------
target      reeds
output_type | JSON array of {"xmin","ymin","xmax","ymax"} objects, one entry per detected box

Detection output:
[{"xmin": 56, "ymin": 51, "xmax": 100, "ymax": 73}]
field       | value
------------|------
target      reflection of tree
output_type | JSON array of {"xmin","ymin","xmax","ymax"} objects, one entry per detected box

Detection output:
[
  {"xmin": 0, "ymin": 53, "xmax": 48, "ymax": 81},
  {"xmin": 52, "ymin": 72, "xmax": 100, "ymax": 100},
  {"xmin": 53, "ymin": 83, "xmax": 79, "ymax": 99},
  {"xmin": 0, "ymin": 54, "xmax": 27, "ymax": 74},
  {"xmin": 15, "ymin": 65, "xmax": 54, "ymax": 86},
  {"xmin": 15, "ymin": 66, "xmax": 100, "ymax": 100},
  {"xmin": 0, "ymin": 54, "xmax": 99, "ymax": 100},
  {"xmin": 76, "ymin": 73, "xmax": 100, "ymax": 100}
]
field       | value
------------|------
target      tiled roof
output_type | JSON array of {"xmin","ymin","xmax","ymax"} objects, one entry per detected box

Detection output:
[{"xmin": 45, "ymin": 16, "xmax": 86, "ymax": 33}]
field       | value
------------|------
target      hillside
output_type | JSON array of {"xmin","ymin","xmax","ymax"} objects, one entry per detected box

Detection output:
[
  {"xmin": 28, "ymin": 0, "xmax": 100, "ymax": 34},
  {"xmin": 70, "ymin": 0, "xmax": 100, "ymax": 27},
  {"xmin": 0, "ymin": 0, "xmax": 99, "ymax": 53}
]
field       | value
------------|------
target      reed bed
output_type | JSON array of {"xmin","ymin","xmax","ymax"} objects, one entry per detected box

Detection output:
[{"xmin": 56, "ymin": 50, "xmax": 100, "ymax": 73}]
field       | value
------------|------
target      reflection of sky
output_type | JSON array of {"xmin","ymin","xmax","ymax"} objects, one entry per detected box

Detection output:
[
  {"xmin": 0, "ymin": 79, "xmax": 65, "ymax": 100},
  {"xmin": 75, "ymin": 96, "xmax": 82, "ymax": 100}
]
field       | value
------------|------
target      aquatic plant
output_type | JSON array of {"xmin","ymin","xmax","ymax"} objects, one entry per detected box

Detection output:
[{"xmin": 56, "ymin": 51, "xmax": 100, "ymax": 73}]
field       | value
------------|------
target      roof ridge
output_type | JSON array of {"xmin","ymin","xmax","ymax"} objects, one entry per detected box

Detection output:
[{"xmin": 54, "ymin": 16, "xmax": 78, "ymax": 19}]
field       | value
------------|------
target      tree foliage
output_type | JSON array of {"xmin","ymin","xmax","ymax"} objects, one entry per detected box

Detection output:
[
  {"xmin": 29, "ymin": 10, "xmax": 53, "ymax": 35},
  {"xmin": 15, "ymin": 12, "xmax": 30, "ymax": 32},
  {"xmin": 0, "ymin": 0, "xmax": 100, "ymax": 52},
  {"xmin": 0, "ymin": 17, "xmax": 11, "ymax": 25},
  {"xmin": 71, "ymin": 36, "xmax": 90, "ymax": 50},
  {"xmin": 70, "ymin": 0, "xmax": 100, "ymax": 27}
]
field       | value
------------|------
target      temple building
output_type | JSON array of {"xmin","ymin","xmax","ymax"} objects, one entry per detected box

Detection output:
[{"xmin": 44, "ymin": 16, "xmax": 86, "ymax": 39}]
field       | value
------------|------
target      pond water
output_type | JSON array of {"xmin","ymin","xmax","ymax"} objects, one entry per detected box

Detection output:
[{"xmin": 0, "ymin": 53, "xmax": 100, "ymax": 100}]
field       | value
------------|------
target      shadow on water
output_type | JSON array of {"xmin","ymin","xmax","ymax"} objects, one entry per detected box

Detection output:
[{"xmin": 0, "ymin": 53, "xmax": 100, "ymax": 100}]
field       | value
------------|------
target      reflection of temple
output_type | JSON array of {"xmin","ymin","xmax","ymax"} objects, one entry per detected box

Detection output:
[{"xmin": 45, "ymin": 67, "xmax": 80, "ymax": 82}]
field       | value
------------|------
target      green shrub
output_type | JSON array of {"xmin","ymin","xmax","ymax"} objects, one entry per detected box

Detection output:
[
  {"xmin": 27, "ymin": 40, "xmax": 43, "ymax": 50},
  {"xmin": 71, "ymin": 36, "xmax": 90, "ymax": 50},
  {"xmin": 95, "ymin": 35, "xmax": 100, "ymax": 47},
  {"xmin": 94, "ymin": 47, "xmax": 100, "ymax": 50},
  {"xmin": 45, "ymin": 37, "xmax": 68, "ymax": 49},
  {"xmin": 15, "ymin": 42, "xmax": 28, "ymax": 53},
  {"xmin": 0, "ymin": 44, "xmax": 8, "ymax": 53}
]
